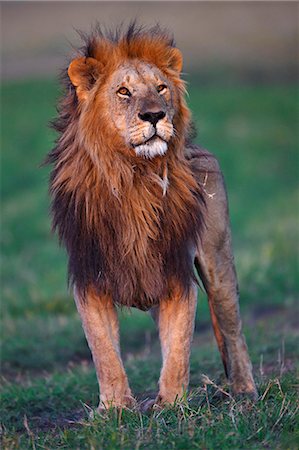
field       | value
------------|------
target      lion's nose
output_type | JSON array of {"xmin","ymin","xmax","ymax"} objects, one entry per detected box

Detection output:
[{"xmin": 138, "ymin": 110, "xmax": 166, "ymax": 126}]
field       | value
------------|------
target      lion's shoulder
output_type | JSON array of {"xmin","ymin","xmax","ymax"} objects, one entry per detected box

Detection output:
[
  {"xmin": 185, "ymin": 144, "xmax": 221, "ymax": 174},
  {"xmin": 186, "ymin": 144, "xmax": 229, "ymax": 243}
]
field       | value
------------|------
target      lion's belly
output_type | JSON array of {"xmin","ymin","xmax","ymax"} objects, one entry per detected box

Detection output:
[
  {"xmin": 97, "ymin": 241, "xmax": 196, "ymax": 310},
  {"xmin": 101, "ymin": 254, "xmax": 169, "ymax": 310}
]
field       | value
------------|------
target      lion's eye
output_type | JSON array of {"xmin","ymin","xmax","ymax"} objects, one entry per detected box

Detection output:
[
  {"xmin": 117, "ymin": 87, "xmax": 131, "ymax": 97},
  {"xmin": 157, "ymin": 84, "xmax": 167, "ymax": 94}
]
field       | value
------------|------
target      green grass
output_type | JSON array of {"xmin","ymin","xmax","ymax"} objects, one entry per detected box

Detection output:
[{"xmin": 1, "ymin": 78, "xmax": 298, "ymax": 449}]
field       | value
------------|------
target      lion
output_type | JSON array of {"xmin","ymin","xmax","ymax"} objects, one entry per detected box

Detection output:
[{"xmin": 46, "ymin": 24, "xmax": 257, "ymax": 410}]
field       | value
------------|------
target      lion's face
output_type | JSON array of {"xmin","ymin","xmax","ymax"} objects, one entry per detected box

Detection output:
[
  {"xmin": 106, "ymin": 61, "xmax": 176, "ymax": 158},
  {"xmin": 68, "ymin": 41, "xmax": 185, "ymax": 160}
]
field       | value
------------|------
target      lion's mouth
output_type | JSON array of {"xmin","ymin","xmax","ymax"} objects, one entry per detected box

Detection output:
[
  {"xmin": 133, "ymin": 134, "xmax": 168, "ymax": 159},
  {"xmin": 133, "ymin": 134, "xmax": 166, "ymax": 148}
]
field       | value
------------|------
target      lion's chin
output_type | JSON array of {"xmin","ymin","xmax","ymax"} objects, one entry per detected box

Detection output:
[{"xmin": 134, "ymin": 138, "xmax": 168, "ymax": 159}]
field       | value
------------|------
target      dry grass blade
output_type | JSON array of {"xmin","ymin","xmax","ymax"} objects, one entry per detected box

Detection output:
[
  {"xmin": 23, "ymin": 415, "xmax": 36, "ymax": 450},
  {"xmin": 261, "ymin": 379, "xmax": 274, "ymax": 402},
  {"xmin": 201, "ymin": 374, "xmax": 234, "ymax": 400},
  {"xmin": 271, "ymin": 399, "xmax": 291, "ymax": 431},
  {"xmin": 246, "ymin": 426, "xmax": 264, "ymax": 441}
]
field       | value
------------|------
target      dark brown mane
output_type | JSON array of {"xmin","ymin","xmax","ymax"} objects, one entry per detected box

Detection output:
[{"xmin": 46, "ymin": 24, "xmax": 204, "ymax": 309}]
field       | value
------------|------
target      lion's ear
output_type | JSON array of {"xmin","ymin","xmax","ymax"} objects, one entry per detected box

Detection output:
[
  {"xmin": 168, "ymin": 48, "xmax": 183, "ymax": 73},
  {"xmin": 68, "ymin": 57, "xmax": 101, "ymax": 101}
]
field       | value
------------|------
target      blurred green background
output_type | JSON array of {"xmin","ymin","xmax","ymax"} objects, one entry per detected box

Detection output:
[{"xmin": 1, "ymin": 2, "xmax": 298, "ymax": 448}]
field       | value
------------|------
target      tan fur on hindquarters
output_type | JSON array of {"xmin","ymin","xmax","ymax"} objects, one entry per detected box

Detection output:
[
  {"xmin": 189, "ymin": 147, "xmax": 257, "ymax": 399},
  {"xmin": 74, "ymin": 288, "xmax": 134, "ymax": 409}
]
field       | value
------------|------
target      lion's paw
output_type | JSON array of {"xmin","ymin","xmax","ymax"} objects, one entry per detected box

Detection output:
[
  {"xmin": 233, "ymin": 388, "xmax": 258, "ymax": 402},
  {"xmin": 96, "ymin": 395, "xmax": 137, "ymax": 414},
  {"xmin": 139, "ymin": 398, "xmax": 163, "ymax": 414},
  {"xmin": 230, "ymin": 379, "xmax": 258, "ymax": 402}
]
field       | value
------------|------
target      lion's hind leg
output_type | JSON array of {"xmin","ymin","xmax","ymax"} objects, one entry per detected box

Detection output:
[
  {"xmin": 191, "ymin": 150, "xmax": 257, "ymax": 400},
  {"xmin": 195, "ymin": 241, "xmax": 257, "ymax": 400},
  {"xmin": 74, "ymin": 287, "xmax": 134, "ymax": 411}
]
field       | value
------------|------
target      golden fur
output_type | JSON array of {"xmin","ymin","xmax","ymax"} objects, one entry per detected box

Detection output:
[
  {"xmin": 47, "ymin": 25, "xmax": 257, "ymax": 410},
  {"xmin": 48, "ymin": 25, "xmax": 203, "ymax": 308}
]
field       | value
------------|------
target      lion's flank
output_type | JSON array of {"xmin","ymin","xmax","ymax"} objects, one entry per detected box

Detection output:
[{"xmin": 46, "ymin": 23, "xmax": 205, "ymax": 309}]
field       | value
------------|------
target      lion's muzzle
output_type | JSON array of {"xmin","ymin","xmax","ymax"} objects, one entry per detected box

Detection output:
[{"xmin": 131, "ymin": 103, "xmax": 173, "ymax": 159}]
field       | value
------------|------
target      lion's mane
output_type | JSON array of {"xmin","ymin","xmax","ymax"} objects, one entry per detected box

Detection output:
[{"xmin": 46, "ymin": 24, "xmax": 204, "ymax": 309}]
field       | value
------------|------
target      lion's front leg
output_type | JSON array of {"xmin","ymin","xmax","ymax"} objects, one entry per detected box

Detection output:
[
  {"xmin": 74, "ymin": 287, "xmax": 134, "ymax": 411},
  {"xmin": 152, "ymin": 285, "xmax": 197, "ymax": 405}
]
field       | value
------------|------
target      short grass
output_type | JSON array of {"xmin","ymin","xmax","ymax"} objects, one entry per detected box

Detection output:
[{"xmin": 1, "ymin": 78, "xmax": 298, "ymax": 449}]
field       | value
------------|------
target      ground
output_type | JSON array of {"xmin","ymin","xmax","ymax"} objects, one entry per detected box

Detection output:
[{"xmin": 1, "ymin": 79, "xmax": 298, "ymax": 449}]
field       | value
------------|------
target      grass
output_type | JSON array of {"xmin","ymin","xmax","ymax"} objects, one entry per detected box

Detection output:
[{"xmin": 1, "ymin": 78, "xmax": 298, "ymax": 449}]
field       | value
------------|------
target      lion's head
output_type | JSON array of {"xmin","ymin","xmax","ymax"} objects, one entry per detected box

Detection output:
[{"xmin": 66, "ymin": 24, "xmax": 189, "ymax": 160}]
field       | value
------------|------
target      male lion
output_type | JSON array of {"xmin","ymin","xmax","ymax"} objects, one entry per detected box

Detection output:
[{"xmin": 46, "ymin": 24, "xmax": 257, "ymax": 410}]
